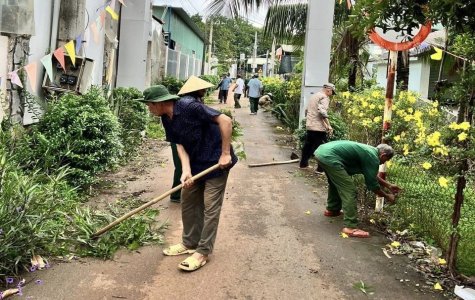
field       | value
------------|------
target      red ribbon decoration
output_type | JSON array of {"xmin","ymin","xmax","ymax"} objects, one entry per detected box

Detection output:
[{"xmin": 369, "ymin": 21, "xmax": 432, "ymax": 51}]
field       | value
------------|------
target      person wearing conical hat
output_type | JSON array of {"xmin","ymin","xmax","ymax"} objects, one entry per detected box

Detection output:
[{"xmin": 138, "ymin": 77, "xmax": 238, "ymax": 272}]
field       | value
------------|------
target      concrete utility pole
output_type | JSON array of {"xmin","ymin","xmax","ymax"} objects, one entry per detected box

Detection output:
[
  {"xmin": 252, "ymin": 31, "xmax": 257, "ymax": 74},
  {"xmin": 270, "ymin": 37, "xmax": 276, "ymax": 76},
  {"xmin": 299, "ymin": 0, "xmax": 335, "ymax": 122},
  {"xmin": 207, "ymin": 20, "xmax": 213, "ymax": 75}
]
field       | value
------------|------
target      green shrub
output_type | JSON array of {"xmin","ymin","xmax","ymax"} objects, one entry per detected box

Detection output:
[
  {"xmin": 0, "ymin": 127, "xmax": 164, "ymax": 277},
  {"xmin": 159, "ymin": 77, "xmax": 185, "ymax": 94},
  {"xmin": 200, "ymin": 74, "xmax": 220, "ymax": 86},
  {"xmin": 146, "ymin": 116, "xmax": 166, "ymax": 140},
  {"xmin": 112, "ymin": 87, "xmax": 149, "ymax": 159},
  {"xmin": 294, "ymin": 113, "xmax": 348, "ymax": 150},
  {"xmin": 16, "ymin": 87, "xmax": 123, "ymax": 187}
]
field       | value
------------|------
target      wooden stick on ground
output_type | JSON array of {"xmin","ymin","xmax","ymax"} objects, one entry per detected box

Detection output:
[
  {"xmin": 92, "ymin": 163, "xmax": 221, "ymax": 238},
  {"xmin": 248, "ymin": 159, "xmax": 299, "ymax": 168}
]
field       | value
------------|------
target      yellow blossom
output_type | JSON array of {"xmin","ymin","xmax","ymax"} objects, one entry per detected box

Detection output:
[
  {"xmin": 414, "ymin": 110, "xmax": 422, "ymax": 120},
  {"xmin": 408, "ymin": 95, "xmax": 417, "ymax": 103},
  {"xmin": 403, "ymin": 144, "xmax": 409, "ymax": 156},
  {"xmin": 434, "ymin": 146, "xmax": 449, "ymax": 156},
  {"xmin": 438, "ymin": 258, "xmax": 447, "ymax": 265},
  {"xmin": 369, "ymin": 104, "xmax": 376, "ymax": 109},
  {"xmin": 391, "ymin": 241, "xmax": 401, "ymax": 247},
  {"xmin": 342, "ymin": 91, "xmax": 351, "ymax": 98},
  {"xmin": 404, "ymin": 115, "xmax": 413, "ymax": 122},
  {"xmin": 407, "ymin": 108, "xmax": 414, "ymax": 113},
  {"xmin": 432, "ymin": 101, "xmax": 439, "ymax": 108},
  {"xmin": 379, "ymin": 105, "xmax": 384, "ymax": 110},
  {"xmin": 394, "ymin": 135, "xmax": 401, "ymax": 142},
  {"xmin": 359, "ymin": 113, "xmax": 364, "ymax": 117},
  {"xmin": 373, "ymin": 116, "xmax": 382, "ymax": 123},
  {"xmin": 449, "ymin": 122, "xmax": 459, "ymax": 130},
  {"xmin": 427, "ymin": 132, "xmax": 441, "ymax": 147},
  {"xmin": 458, "ymin": 132, "xmax": 468, "ymax": 141},
  {"xmin": 429, "ymin": 108, "xmax": 439, "ymax": 116},
  {"xmin": 438, "ymin": 177, "xmax": 448, "ymax": 188},
  {"xmin": 386, "ymin": 161, "xmax": 392, "ymax": 169},
  {"xmin": 340, "ymin": 232, "xmax": 349, "ymax": 238},
  {"xmin": 434, "ymin": 283, "xmax": 443, "ymax": 291},
  {"xmin": 371, "ymin": 90, "xmax": 381, "ymax": 98},
  {"xmin": 459, "ymin": 122, "xmax": 470, "ymax": 131},
  {"xmin": 422, "ymin": 162, "xmax": 432, "ymax": 170},
  {"xmin": 362, "ymin": 101, "xmax": 368, "ymax": 107},
  {"xmin": 401, "ymin": 131, "xmax": 406, "ymax": 137}
]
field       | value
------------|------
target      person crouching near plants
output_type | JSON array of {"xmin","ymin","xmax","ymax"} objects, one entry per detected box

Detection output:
[
  {"xmin": 137, "ymin": 77, "xmax": 238, "ymax": 271},
  {"xmin": 315, "ymin": 141, "xmax": 401, "ymax": 238}
]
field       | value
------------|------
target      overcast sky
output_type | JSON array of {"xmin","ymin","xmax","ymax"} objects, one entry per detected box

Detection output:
[{"xmin": 152, "ymin": 0, "xmax": 267, "ymax": 27}]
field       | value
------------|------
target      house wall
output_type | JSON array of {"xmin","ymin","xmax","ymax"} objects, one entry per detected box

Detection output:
[
  {"xmin": 154, "ymin": 7, "xmax": 204, "ymax": 60},
  {"xmin": 116, "ymin": 0, "xmax": 151, "ymax": 90},
  {"xmin": 373, "ymin": 57, "xmax": 431, "ymax": 99}
]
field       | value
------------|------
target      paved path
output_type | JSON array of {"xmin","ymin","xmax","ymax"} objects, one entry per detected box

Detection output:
[{"xmin": 22, "ymin": 95, "xmax": 444, "ymax": 299}]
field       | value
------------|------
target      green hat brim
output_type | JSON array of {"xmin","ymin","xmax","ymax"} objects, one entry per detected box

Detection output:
[{"xmin": 136, "ymin": 94, "xmax": 180, "ymax": 103}]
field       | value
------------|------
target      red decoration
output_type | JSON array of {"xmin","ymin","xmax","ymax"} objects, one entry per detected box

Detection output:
[{"xmin": 369, "ymin": 21, "xmax": 432, "ymax": 51}]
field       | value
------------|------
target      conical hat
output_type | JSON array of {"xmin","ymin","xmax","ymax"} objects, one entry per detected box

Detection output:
[{"xmin": 178, "ymin": 76, "xmax": 215, "ymax": 95}]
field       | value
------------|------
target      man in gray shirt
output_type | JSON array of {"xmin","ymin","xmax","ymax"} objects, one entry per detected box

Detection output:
[{"xmin": 247, "ymin": 74, "xmax": 263, "ymax": 115}]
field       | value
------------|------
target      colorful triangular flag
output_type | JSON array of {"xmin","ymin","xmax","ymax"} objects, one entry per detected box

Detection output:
[
  {"xmin": 8, "ymin": 70, "xmax": 23, "ymax": 88},
  {"xmin": 106, "ymin": 6, "xmax": 119, "ymax": 20},
  {"xmin": 75, "ymin": 34, "xmax": 83, "ymax": 55},
  {"xmin": 24, "ymin": 62, "xmax": 38, "ymax": 91},
  {"xmin": 100, "ymin": 11, "xmax": 106, "ymax": 28},
  {"xmin": 90, "ymin": 22, "xmax": 99, "ymax": 43},
  {"xmin": 64, "ymin": 40, "xmax": 76, "ymax": 66},
  {"xmin": 53, "ymin": 47, "xmax": 66, "ymax": 71},
  {"xmin": 431, "ymin": 46, "xmax": 443, "ymax": 60},
  {"xmin": 41, "ymin": 54, "xmax": 54, "ymax": 82}
]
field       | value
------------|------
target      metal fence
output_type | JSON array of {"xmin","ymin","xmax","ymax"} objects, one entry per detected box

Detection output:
[{"xmin": 165, "ymin": 48, "xmax": 202, "ymax": 80}]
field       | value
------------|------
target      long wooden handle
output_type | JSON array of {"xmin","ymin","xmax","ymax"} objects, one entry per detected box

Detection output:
[
  {"xmin": 248, "ymin": 159, "xmax": 299, "ymax": 168},
  {"xmin": 92, "ymin": 163, "xmax": 221, "ymax": 238}
]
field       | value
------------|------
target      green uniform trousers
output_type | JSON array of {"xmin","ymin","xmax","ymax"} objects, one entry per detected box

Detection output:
[
  {"xmin": 317, "ymin": 159, "xmax": 359, "ymax": 228},
  {"xmin": 171, "ymin": 143, "xmax": 182, "ymax": 200}
]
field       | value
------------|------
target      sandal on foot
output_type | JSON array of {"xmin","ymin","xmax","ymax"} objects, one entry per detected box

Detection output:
[
  {"xmin": 342, "ymin": 228, "xmax": 370, "ymax": 238},
  {"xmin": 178, "ymin": 256, "xmax": 207, "ymax": 272},
  {"xmin": 163, "ymin": 244, "xmax": 196, "ymax": 256},
  {"xmin": 324, "ymin": 210, "xmax": 343, "ymax": 217}
]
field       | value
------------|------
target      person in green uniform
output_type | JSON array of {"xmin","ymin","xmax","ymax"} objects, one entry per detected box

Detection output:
[{"xmin": 315, "ymin": 141, "xmax": 401, "ymax": 238}]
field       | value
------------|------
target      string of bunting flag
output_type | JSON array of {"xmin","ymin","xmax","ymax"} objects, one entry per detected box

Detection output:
[{"xmin": 1, "ymin": 0, "xmax": 126, "ymax": 91}]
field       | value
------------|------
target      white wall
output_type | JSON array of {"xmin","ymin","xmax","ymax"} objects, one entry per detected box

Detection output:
[
  {"xmin": 83, "ymin": 0, "xmax": 107, "ymax": 86},
  {"xmin": 22, "ymin": 0, "xmax": 54, "ymax": 125},
  {"xmin": 116, "ymin": 0, "xmax": 151, "ymax": 90}
]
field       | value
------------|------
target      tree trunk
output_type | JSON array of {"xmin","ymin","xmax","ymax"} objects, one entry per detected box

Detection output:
[
  {"xmin": 396, "ymin": 50, "xmax": 409, "ymax": 91},
  {"xmin": 347, "ymin": 34, "xmax": 358, "ymax": 90}
]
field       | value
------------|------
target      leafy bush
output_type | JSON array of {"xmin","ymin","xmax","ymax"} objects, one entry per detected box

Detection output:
[
  {"xmin": 112, "ymin": 87, "xmax": 149, "ymax": 159},
  {"xmin": 200, "ymin": 74, "xmax": 220, "ymax": 86},
  {"xmin": 294, "ymin": 113, "xmax": 348, "ymax": 150},
  {"xmin": 159, "ymin": 77, "xmax": 185, "ymax": 94},
  {"xmin": 0, "ymin": 127, "xmax": 164, "ymax": 277},
  {"xmin": 146, "ymin": 116, "xmax": 166, "ymax": 140},
  {"xmin": 270, "ymin": 75, "xmax": 301, "ymax": 130},
  {"xmin": 16, "ymin": 87, "xmax": 123, "ymax": 187}
]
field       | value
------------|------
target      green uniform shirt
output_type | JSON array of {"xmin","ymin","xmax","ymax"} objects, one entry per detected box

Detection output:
[{"xmin": 315, "ymin": 140, "xmax": 380, "ymax": 191}]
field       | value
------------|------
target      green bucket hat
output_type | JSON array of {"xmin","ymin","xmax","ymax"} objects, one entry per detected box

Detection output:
[{"xmin": 136, "ymin": 85, "xmax": 180, "ymax": 103}]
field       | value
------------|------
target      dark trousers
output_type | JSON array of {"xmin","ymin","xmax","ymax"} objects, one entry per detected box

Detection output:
[
  {"xmin": 171, "ymin": 143, "xmax": 182, "ymax": 200},
  {"xmin": 299, "ymin": 130, "xmax": 328, "ymax": 168},
  {"xmin": 219, "ymin": 90, "xmax": 229, "ymax": 103},
  {"xmin": 234, "ymin": 93, "xmax": 242, "ymax": 108},
  {"xmin": 249, "ymin": 97, "xmax": 259, "ymax": 113}
]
